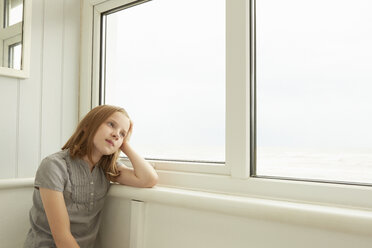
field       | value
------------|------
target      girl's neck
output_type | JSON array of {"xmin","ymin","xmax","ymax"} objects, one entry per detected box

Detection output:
[{"xmin": 83, "ymin": 154, "xmax": 101, "ymax": 172}]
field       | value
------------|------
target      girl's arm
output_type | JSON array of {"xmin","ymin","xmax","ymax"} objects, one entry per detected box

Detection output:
[
  {"xmin": 112, "ymin": 143, "xmax": 158, "ymax": 188},
  {"xmin": 39, "ymin": 187, "xmax": 80, "ymax": 248}
]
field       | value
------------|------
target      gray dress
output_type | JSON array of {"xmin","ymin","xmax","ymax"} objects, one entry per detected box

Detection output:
[{"xmin": 24, "ymin": 149, "xmax": 111, "ymax": 248}]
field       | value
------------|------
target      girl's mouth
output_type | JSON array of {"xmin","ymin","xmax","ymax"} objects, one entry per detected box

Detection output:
[{"xmin": 105, "ymin": 139, "xmax": 114, "ymax": 146}]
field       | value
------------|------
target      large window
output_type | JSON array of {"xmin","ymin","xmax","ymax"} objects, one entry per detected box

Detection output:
[
  {"xmin": 81, "ymin": 0, "xmax": 372, "ymax": 209},
  {"xmin": 100, "ymin": 0, "xmax": 226, "ymax": 163},
  {"xmin": 255, "ymin": 0, "xmax": 372, "ymax": 184}
]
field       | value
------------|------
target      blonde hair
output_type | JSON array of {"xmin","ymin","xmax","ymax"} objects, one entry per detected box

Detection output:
[{"xmin": 62, "ymin": 105, "xmax": 133, "ymax": 180}]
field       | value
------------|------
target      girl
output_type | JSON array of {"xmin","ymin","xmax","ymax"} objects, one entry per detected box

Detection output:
[{"xmin": 24, "ymin": 105, "xmax": 158, "ymax": 248}]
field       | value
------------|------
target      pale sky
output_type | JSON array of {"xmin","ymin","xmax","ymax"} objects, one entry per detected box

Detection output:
[
  {"xmin": 256, "ymin": 0, "xmax": 372, "ymax": 150},
  {"xmin": 104, "ymin": 0, "xmax": 225, "ymax": 161},
  {"xmin": 103, "ymin": 0, "xmax": 372, "ymax": 163}
]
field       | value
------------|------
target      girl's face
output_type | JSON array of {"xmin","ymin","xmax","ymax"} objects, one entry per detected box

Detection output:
[{"xmin": 92, "ymin": 111, "xmax": 131, "ymax": 158}]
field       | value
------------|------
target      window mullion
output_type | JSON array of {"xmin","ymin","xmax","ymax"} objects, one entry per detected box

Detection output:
[{"xmin": 226, "ymin": 0, "xmax": 250, "ymax": 179}]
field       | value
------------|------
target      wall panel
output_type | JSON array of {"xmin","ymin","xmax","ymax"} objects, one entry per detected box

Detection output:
[
  {"xmin": 97, "ymin": 196, "xmax": 132, "ymax": 248},
  {"xmin": 61, "ymin": 0, "xmax": 80, "ymax": 143},
  {"xmin": 0, "ymin": 186, "xmax": 33, "ymax": 247},
  {"xmin": 143, "ymin": 202, "xmax": 372, "ymax": 248},
  {"xmin": 0, "ymin": 78, "xmax": 18, "ymax": 179},
  {"xmin": 18, "ymin": 0, "xmax": 44, "ymax": 177},
  {"xmin": 40, "ymin": 0, "xmax": 64, "ymax": 159},
  {"xmin": 0, "ymin": 0, "xmax": 80, "ymax": 179}
]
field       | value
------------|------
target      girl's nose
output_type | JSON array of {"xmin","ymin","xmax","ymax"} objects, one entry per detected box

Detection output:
[{"xmin": 112, "ymin": 131, "xmax": 119, "ymax": 139}]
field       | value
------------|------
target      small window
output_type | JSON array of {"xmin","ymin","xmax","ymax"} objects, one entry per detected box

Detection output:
[
  {"xmin": 8, "ymin": 42, "xmax": 22, "ymax": 69},
  {"xmin": 100, "ymin": 0, "xmax": 226, "ymax": 163},
  {"xmin": 4, "ymin": 0, "xmax": 23, "ymax": 27}
]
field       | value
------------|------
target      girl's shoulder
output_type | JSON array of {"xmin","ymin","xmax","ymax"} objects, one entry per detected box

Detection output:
[
  {"xmin": 43, "ymin": 149, "xmax": 70, "ymax": 161},
  {"xmin": 35, "ymin": 150, "xmax": 71, "ymax": 191},
  {"xmin": 37, "ymin": 150, "xmax": 69, "ymax": 172},
  {"xmin": 40, "ymin": 149, "xmax": 71, "ymax": 167}
]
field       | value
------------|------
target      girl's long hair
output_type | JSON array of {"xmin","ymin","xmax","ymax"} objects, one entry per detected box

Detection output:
[{"xmin": 62, "ymin": 105, "xmax": 132, "ymax": 180}]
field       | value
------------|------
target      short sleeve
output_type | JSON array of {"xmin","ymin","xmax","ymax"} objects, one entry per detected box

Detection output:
[{"xmin": 34, "ymin": 157, "xmax": 68, "ymax": 192}]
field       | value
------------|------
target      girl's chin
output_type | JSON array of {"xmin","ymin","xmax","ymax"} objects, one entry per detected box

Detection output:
[
  {"xmin": 92, "ymin": 145, "xmax": 117, "ymax": 158},
  {"xmin": 101, "ymin": 149, "xmax": 118, "ymax": 156}
]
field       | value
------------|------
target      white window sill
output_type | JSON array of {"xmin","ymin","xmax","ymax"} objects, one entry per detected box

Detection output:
[
  {"xmin": 109, "ymin": 183, "xmax": 372, "ymax": 236},
  {"xmin": 0, "ymin": 178, "xmax": 33, "ymax": 189}
]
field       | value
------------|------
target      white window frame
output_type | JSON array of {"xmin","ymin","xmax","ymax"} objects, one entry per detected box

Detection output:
[
  {"xmin": 2, "ymin": 32, "xmax": 22, "ymax": 68},
  {"xmin": 80, "ymin": 0, "xmax": 372, "ymax": 210},
  {"xmin": 0, "ymin": 7, "xmax": 22, "ymax": 68},
  {"xmin": 0, "ymin": 0, "xmax": 32, "ymax": 78}
]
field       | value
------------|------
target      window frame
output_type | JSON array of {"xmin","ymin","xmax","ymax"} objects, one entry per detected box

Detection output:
[
  {"xmin": 80, "ymin": 0, "xmax": 372, "ymax": 210},
  {"xmin": 0, "ymin": 0, "xmax": 31, "ymax": 78},
  {"xmin": 3, "ymin": 35, "xmax": 22, "ymax": 69},
  {"xmin": 81, "ymin": 0, "xmax": 240, "ymax": 176},
  {"xmin": 0, "ymin": 15, "xmax": 22, "ymax": 68}
]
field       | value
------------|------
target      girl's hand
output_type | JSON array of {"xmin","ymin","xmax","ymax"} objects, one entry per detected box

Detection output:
[
  {"xmin": 114, "ymin": 139, "xmax": 158, "ymax": 188},
  {"xmin": 120, "ymin": 120, "xmax": 133, "ymax": 153},
  {"xmin": 120, "ymin": 140, "xmax": 130, "ymax": 154}
]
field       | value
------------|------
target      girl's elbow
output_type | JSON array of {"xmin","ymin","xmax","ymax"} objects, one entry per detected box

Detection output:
[{"xmin": 144, "ymin": 174, "xmax": 158, "ymax": 188}]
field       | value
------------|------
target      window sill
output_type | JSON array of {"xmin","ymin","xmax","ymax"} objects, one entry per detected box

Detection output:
[
  {"xmin": 0, "ymin": 178, "xmax": 33, "ymax": 189},
  {"xmin": 109, "ymin": 183, "xmax": 372, "ymax": 236},
  {"xmin": 153, "ymin": 169, "xmax": 372, "ymax": 211}
]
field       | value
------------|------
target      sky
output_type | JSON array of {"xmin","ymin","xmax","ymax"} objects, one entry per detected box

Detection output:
[
  {"xmin": 256, "ymin": 0, "xmax": 372, "ymax": 151},
  {"xmin": 101, "ymin": 0, "xmax": 372, "ymax": 169},
  {"xmin": 104, "ymin": 0, "xmax": 226, "ymax": 162}
]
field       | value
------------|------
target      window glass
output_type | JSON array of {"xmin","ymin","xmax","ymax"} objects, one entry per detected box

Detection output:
[
  {"xmin": 4, "ymin": 0, "xmax": 23, "ymax": 27},
  {"xmin": 9, "ymin": 42, "xmax": 21, "ymax": 69},
  {"xmin": 256, "ymin": 0, "xmax": 372, "ymax": 184},
  {"xmin": 102, "ymin": 0, "xmax": 225, "ymax": 162}
]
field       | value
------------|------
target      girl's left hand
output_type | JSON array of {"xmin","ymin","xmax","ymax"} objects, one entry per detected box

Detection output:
[
  {"xmin": 120, "ymin": 140, "xmax": 129, "ymax": 154},
  {"xmin": 120, "ymin": 120, "xmax": 133, "ymax": 153}
]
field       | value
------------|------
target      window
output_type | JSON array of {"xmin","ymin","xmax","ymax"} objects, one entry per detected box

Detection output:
[
  {"xmin": 254, "ymin": 0, "xmax": 372, "ymax": 185},
  {"xmin": 100, "ymin": 0, "xmax": 226, "ymax": 163},
  {"xmin": 4, "ymin": 0, "xmax": 24, "ymax": 27},
  {"xmin": 0, "ymin": 0, "xmax": 23, "ymax": 69},
  {"xmin": 8, "ymin": 42, "xmax": 21, "ymax": 69},
  {"xmin": 81, "ymin": 0, "xmax": 372, "ymax": 209}
]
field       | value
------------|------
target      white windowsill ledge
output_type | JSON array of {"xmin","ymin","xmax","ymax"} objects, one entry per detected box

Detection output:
[
  {"xmin": 0, "ymin": 178, "xmax": 34, "ymax": 189},
  {"xmin": 109, "ymin": 183, "xmax": 372, "ymax": 236}
]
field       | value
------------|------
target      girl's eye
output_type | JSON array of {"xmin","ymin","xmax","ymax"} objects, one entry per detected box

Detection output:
[
  {"xmin": 120, "ymin": 132, "xmax": 125, "ymax": 138},
  {"xmin": 108, "ymin": 122, "xmax": 114, "ymax": 127}
]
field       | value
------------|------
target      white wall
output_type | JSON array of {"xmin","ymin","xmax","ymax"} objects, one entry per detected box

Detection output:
[
  {"xmin": 0, "ymin": 179, "xmax": 33, "ymax": 248},
  {"xmin": 97, "ymin": 185, "xmax": 372, "ymax": 248},
  {"xmin": 143, "ymin": 204, "xmax": 371, "ymax": 248},
  {"xmin": 0, "ymin": 0, "xmax": 80, "ymax": 179}
]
